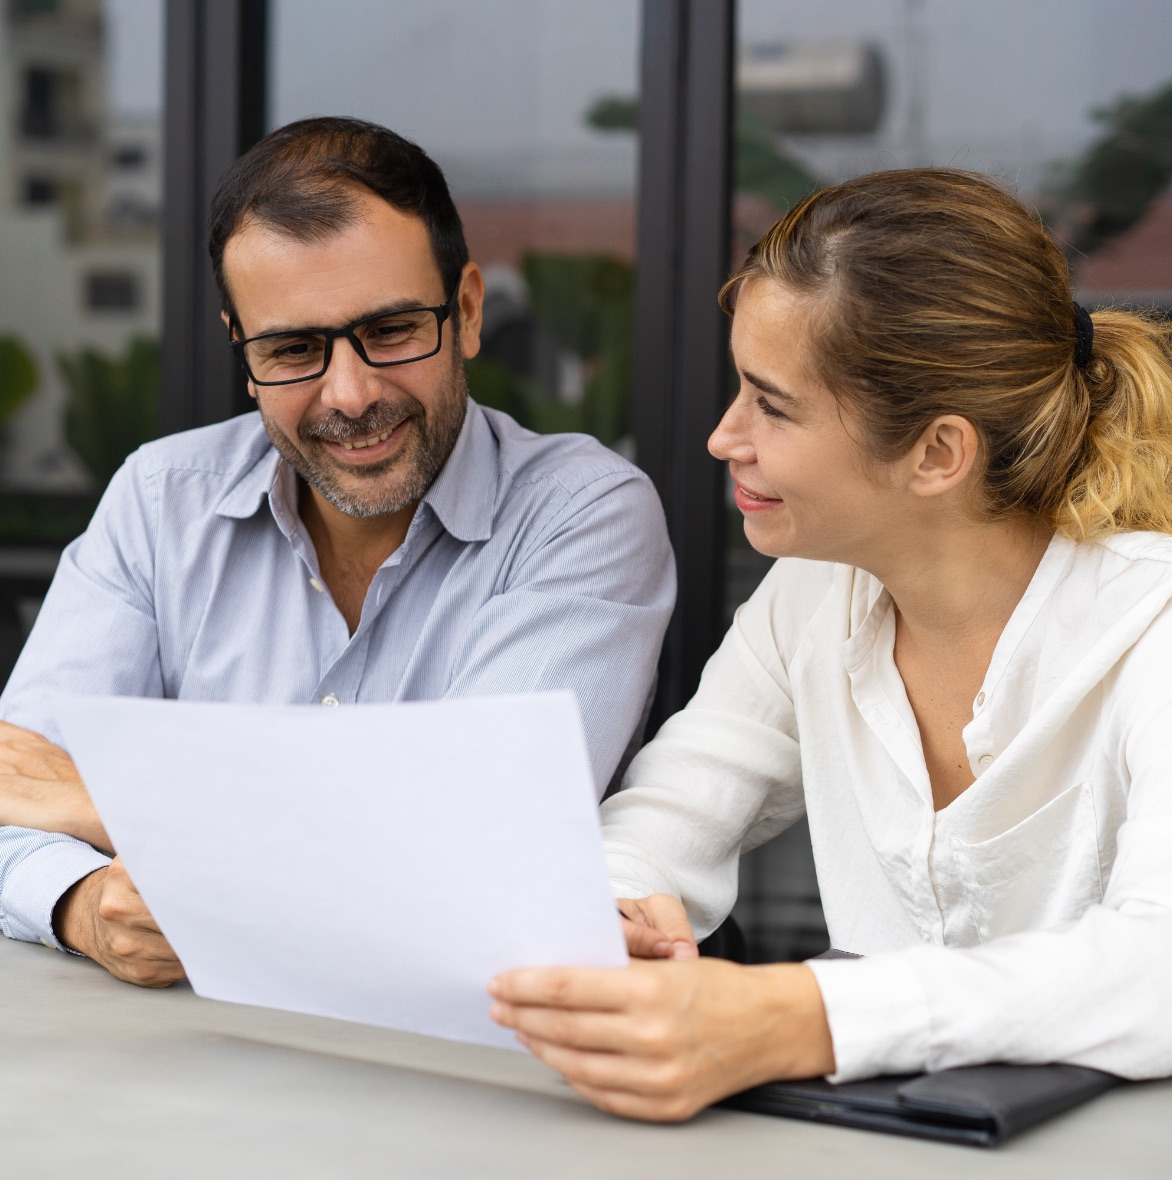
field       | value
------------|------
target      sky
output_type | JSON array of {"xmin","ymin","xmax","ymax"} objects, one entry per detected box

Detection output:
[{"xmin": 103, "ymin": 0, "xmax": 1172, "ymax": 195}]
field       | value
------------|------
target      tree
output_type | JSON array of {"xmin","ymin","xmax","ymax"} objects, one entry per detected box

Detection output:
[
  {"xmin": 1047, "ymin": 79, "xmax": 1172, "ymax": 256},
  {"xmin": 584, "ymin": 94, "xmax": 819, "ymax": 211}
]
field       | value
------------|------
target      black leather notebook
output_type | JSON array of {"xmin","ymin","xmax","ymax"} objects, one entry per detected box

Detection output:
[{"xmin": 722, "ymin": 1063, "xmax": 1120, "ymax": 1147}]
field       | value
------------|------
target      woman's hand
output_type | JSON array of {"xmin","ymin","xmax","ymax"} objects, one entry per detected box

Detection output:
[
  {"xmin": 0, "ymin": 721, "xmax": 112, "ymax": 853},
  {"xmin": 488, "ymin": 958, "xmax": 835, "ymax": 1122},
  {"xmin": 617, "ymin": 894, "xmax": 698, "ymax": 959}
]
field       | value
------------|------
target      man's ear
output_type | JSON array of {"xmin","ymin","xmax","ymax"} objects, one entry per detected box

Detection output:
[
  {"xmin": 904, "ymin": 414, "xmax": 980, "ymax": 499},
  {"xmin": 456, "ymin": 261, "xmax": 485, "ymax": 361},
  {"xmin": 221, "ymin": 311, "xmax": 258, "ymax": 402}
]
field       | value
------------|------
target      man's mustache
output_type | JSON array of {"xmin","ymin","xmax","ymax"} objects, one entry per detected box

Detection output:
[{"xmin": 299, "ymin": 399, "xmax": 421, "ymax": 444}]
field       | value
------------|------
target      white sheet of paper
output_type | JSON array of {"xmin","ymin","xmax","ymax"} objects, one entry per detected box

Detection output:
[{"xmin": 53, "ymin": 692, "xmax": 627, "ymax": 1049}]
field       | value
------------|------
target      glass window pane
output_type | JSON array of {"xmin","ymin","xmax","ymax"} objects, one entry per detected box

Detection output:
[
  {"xmin": 268, "ymin": 0, "xmax": 641, "ymax": 457},
  {"xmin": 731, "ymin": 0, "xmax": 1172, "ymax": 961},
  {"xmin": 0, "ymin": 0, "xmax": 164, "ymax": 684}
]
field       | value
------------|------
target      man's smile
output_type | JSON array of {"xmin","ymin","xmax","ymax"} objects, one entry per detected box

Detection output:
[
  {"xmin": 340, "ymin": 426, "xmax": 394, "ymax": 450},
  {"xmin": 312, "ymin": 416, "xmax": 416, "ymax": 467}
]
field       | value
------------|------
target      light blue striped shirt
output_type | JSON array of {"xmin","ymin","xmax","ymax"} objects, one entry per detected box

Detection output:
[{"xmin": 0, "ymin": 400, "xmax": 674, "ymax": 949}]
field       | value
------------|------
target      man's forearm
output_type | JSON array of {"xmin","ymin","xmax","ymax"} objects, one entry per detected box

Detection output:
[{"xmin": 0, "ymin": 722, "xmax": 112, "ymax": 852}]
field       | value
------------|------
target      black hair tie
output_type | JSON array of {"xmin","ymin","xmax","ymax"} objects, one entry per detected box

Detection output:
[{"xmin": 1073, "ymin": 302, "xmax": 1094, "ymax": 368}]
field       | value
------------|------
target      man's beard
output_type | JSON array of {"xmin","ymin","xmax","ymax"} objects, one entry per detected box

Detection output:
[{"xmin": 259, "ymin": 363, "xmax": 468, "ymax": 519}]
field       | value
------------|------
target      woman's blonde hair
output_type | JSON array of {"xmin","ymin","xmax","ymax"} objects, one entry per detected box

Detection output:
[{"xmin": 720, "ymin": 168, "xmax": 1172, "ymax": 540}]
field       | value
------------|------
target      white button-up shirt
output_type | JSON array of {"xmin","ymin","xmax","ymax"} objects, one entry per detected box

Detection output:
[{"xmin": 602, "ymin": 532, "xmax": 1172, "ymax": 1083}]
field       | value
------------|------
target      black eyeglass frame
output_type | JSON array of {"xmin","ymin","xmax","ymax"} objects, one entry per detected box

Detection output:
[{"xmin": 228, "ymin": 285, "xmax": 460, "ymax": 387}]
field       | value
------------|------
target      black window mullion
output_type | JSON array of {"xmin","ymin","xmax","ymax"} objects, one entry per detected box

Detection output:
[
  {"xmin": 634, "ymin": 0, "xmax": 735, "ymax": 721},
  {"xmin": 162, "ymin": 0, "xmax": 268, "ymax": 436}
]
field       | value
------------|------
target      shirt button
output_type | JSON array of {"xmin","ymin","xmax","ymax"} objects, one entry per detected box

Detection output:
[
  {"xmin": 320, "ymin": 694, "xmax": 340, "ymax": 707},
  {"xmin": 975, "ymin": 691, "xmax": 986, "ymax": 707},
  {"xmin": 978, "ymin": 753, "xmax": 994, "ymax": 767},
  {"xmin": 39, "ymin": 938, "xmax": 55, "ymax": 950}
]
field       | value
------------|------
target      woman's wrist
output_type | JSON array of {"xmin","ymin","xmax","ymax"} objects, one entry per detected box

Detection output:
[{"xmin": 743, "ymin": 962, "xmax": 836, "ymax": 1084}]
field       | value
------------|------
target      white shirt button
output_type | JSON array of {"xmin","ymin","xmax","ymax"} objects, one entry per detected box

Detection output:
[
  {"xmin": 320, "ymin": 693, "xmax": 340, "ymax": 707},
  {"xmin": 39, "ymin": 938, "xmax": 55, "ymax": 950},
  {"xmin": 978, "ymin": 753, "xmax": 994, "ymax": 767},
  {"xmin": 975, "ymin": 691, "xmax": 986, "ymax": 707},
  {"xmin": 309, "ymin": 577, "xmax": 325, "ymax": 594}
]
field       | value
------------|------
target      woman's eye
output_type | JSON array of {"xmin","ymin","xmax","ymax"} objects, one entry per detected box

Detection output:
[{"xmin": 756, "ymin": 395, "xmax": 788, "ymax": 420}]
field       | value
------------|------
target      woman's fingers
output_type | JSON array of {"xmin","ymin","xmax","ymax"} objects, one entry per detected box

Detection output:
[
  {"xmin": 492, "ymin": 998, "xmax": 650, "ymax": 1053},
  {"xmin": 490, "ymin": 964, "xmax": 650, "ymax": 1011},
  {"xmin": 518, "ymin": 1034, "xmax": 709, "ymax": 1122},
  {"xmin": 617, "ymin": 894, "xmax": 698, "ymax": 959},
  {"xmin": 567, "ymin": 1079, "xmax": 704, "ymax": 1123},
  {"xmin": 620, "ymin": 915, "xmax": 672, "ymax": 958},
  {"xmin": 637, "ymin": 895, "xmax": 698, "ymax": 958}
]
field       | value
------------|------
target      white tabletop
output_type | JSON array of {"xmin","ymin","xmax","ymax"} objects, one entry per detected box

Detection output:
[{"xmin": 2, "ymin": 935, "xmax": 1168, "ymax": 1179}]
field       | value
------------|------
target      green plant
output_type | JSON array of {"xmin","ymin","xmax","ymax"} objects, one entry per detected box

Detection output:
[
  {"xmin": 0, "ymin": 336, "xmax": 39, "ymax": 424},
  {"xmin": 468, "ymin": 254, "xmax": 634, "ymax": 448},
  {"xmin": 58, "ymin": 336, "xmax": 160, "ymax": 487}
]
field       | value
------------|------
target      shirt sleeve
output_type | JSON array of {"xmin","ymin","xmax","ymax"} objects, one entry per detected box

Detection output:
[
  {"xmin": 807, "ymin": 601, "xmax": 1172, "ymax": 1084},
  {"xmin": 444, "ymin": 468, "xmax": 675, "ymax": 798},
  {"xmin": 600, "ymin": 562, "xmax": 807, "ymax": 937},
  {"xmin": 0, "ymin": 456, "xmax": 162, "ymax": 948}
]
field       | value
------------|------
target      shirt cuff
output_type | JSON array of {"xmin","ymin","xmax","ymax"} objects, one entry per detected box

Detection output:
[
  {"xmin": 805, "ymin": 951, "xmax": 934, "ymax": 1083},
  {"xmin": 2, "ymin": 838, "xmax": 111, "ymax": 951}
]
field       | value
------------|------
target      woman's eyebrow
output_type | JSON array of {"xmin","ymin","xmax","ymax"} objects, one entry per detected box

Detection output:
[{"xmin": 741, "ymin": 368, "xmax": 800, "ymax": 404}]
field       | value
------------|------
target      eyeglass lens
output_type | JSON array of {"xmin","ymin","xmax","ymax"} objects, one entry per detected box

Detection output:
[{"xmin": 243, "ymin": 308, "xmax": 441, "ymax": 383}]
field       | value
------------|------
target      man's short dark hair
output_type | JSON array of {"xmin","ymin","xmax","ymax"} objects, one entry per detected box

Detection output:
[{"xmin": 208, "ymin": 116, "xmax": 469, "ymax": 322}]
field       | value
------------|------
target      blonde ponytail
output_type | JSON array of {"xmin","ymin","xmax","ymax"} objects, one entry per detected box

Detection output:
[{"xmin": 1059, "ymin": 310, "xmax": 1172, "ymax": 540}]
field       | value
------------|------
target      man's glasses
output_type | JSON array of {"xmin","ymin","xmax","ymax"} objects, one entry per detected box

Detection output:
[{"xmin": 229, "ymin": 286, "xmax": 458, "ymax": 387}]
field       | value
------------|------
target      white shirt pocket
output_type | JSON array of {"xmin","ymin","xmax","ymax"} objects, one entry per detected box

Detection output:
[{"xmin": 950, "ymin": 780, "xmax": 1103, "ymax": 942}]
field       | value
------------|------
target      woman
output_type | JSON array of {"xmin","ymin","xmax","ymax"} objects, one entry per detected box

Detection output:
[{"xmin": 489, "ymin": 168, "xmax": 1172, "ymax": 1121}]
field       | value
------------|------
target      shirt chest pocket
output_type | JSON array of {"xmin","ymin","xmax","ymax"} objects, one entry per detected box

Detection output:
[{"xmin": 950, "ymin": 780, "xmax": 1103, "ymax": 942}]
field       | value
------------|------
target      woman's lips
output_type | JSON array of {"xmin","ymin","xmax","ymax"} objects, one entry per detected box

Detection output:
[{"xmin": 732, "ymin": 479, "xmax": 782, "ymax": 513}]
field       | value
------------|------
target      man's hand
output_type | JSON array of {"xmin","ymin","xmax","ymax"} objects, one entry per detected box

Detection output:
[
  {"xmin": 0, "ymin": 721, "xmax": 111, "ymax": 853},
  {"xmin": 617, "ymin": 894, "xmax": 698, "ymax": 960},
  {"xmin": 489, "ymin": 958, "xmax": 835, "ymax": 1122},
  {"xmin": 54, "ymin": 856, "xmax": 185, "ymax": 988}
]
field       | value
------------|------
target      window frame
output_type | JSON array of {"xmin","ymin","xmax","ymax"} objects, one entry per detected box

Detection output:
[{"xmin": 160, "ymin": 0, "xmax": 736, "ymax": 715}]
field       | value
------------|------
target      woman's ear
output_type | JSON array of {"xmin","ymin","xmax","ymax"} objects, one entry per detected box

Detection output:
[{"xmin": 904, "ymin": 415, "xmax": 980, "ymax": 499}]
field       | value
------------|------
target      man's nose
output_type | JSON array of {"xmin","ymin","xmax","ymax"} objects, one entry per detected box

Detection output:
[{"xmin": 318, "ymin": 336, "xmax": 385, "ymax": 416}]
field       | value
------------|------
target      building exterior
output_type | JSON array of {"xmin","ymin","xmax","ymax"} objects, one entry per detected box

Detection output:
[{"xmin": 0, "ymin": 0, "xmax": 160, "ymax": 490}]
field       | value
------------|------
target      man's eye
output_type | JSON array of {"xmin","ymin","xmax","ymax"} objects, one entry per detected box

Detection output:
[
  {"xmin": 368, "ymin": 319, "xmax": 416, "ymax": 340},
  {"xmin": 270, "ymin": 337, "xmax": 322, "ymax": 360}
]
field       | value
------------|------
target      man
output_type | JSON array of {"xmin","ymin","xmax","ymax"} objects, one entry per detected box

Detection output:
[{"xmin": 0, "ymin": 118, "xmax": 674, "ymax": 987}]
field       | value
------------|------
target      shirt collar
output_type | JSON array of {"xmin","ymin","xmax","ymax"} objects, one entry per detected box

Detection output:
[
  {"xmin": 418, "ymin": 399, "xmax": 497, "ymax": 543},
  {"xmin": 214, "ymin": 444, "xmax": 283, "ymax": 521},
  {"xmin": 213, "ymin": 398, "xmax": 499, "ymax": 544}
]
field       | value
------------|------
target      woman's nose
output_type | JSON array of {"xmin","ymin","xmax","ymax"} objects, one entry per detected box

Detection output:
[{"xmin": 708, "ymin": 394, "xmax": 754, "ymax": 463}]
